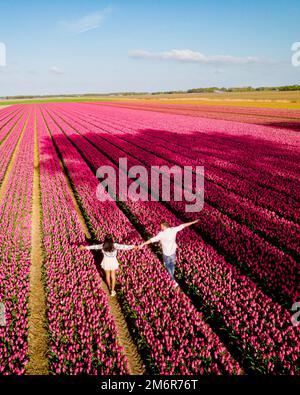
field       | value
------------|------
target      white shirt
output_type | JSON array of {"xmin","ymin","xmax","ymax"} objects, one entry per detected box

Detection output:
[{"xmin": 150, "ymin": 225, "xmax": 184, "ymax": 256}]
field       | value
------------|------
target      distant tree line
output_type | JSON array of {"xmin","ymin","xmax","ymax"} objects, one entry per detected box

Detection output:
[
  {"xmin": 183, "ymin": 85, "xmax": 300, "ymax": 94},
  {"xmin": 1, "ymin": 85, "xmax": 300, "ymax": 100},
  {"xmin": 151, "ymin": 85, "xmax": 300, "ymax": 94}
]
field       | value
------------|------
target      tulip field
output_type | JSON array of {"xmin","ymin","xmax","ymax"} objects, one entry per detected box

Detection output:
[{"xmin": 0, "ymin": 102, "xmax": 299, "ymax": 375}]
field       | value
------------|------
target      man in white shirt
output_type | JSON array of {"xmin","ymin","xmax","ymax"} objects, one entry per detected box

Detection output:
[{"xmin": 139, "ymin": 219, "xmax": 199, "ymax": 286}]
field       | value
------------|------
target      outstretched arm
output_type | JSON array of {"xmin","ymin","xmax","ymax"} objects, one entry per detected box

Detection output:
[
  {"xmin": 172, "ymin": 219, "xmax": 200, "ymax": 234},
  {"xmin": 139, "ymin": 234, "xmax": 160, "ymax": 249},
  {"xmin": 114, "ymin": 243, "xmax": 136, "ymax": 251},
  {"xmin": 181, "ymin": 219, "xmax": 200, "ymax": 229},
  {"xmin": 79, "ymin": 244, "xmax": 103, "ymax": 251}
]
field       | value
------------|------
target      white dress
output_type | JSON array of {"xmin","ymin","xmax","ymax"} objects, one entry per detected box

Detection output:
[{"xmin": 86, "ymin": 243, "xmax": 134, "ymax": 270}]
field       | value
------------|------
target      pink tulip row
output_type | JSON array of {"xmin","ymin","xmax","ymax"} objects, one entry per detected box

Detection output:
[
  {"xmin": 99, "ymin": 128, "xmax": 299, "ymax": 301},
  {"xmin": 0, "ymin": 105, "xmax": 22, "ymax": 125},
  {"xmin": 0, "ymin": 112, "xmax": 24, "ymax": 143},
  {"xmin": 80, "ymin": 103, "xmax": 299, "ymax": 168},
  {"xmin": 133, "ymin": 127, "xmax": 299, "ymax": 201},
  {"xmin": 91, "ymin": 104, "xmax": 299, "ymax": 237},
  {"xmin": 56, "ymin": 105, "xmax": 299, "ymax": 256},
  {"xmin": 102, "ymin": 100, "xmax": 300, "ymax": 118},
  {"xmin": 72, "ymin": 104, "xmax": 299, "ymax": 222},
  {"xmin": 36, "ymin": 110, "xmax": 129, "ymax": 374},
  {"xmin": 50, "ymin": 105, "xmax": 299, "ymax": 302},
  {"xmin": 0, "ymin": 107, "xmax": 34, "ymax": 374},
  {"xmin": 0, "ymin": 111, "xmax": 27, "ymax": 177},
  {"xmin": 40, "ymin": 106, "xmax": 241, "ymax": 375},
  {"xmin": 56, "ymin": 103, "xmax": 300, "ymax": 207},
  {"xmin": 62, "ymin": 100, "xmax": 300, "ymax": 157},
  {"xmin": 0, "ymin": 106, "xmax": 13, "ymax": 121},
  {"xmin": 0, "ymin": 107, "xmax": 22, "ymax": 135},
  {"xmin": 128, "ymin": 130, "xmax": 299, "ymax": 223},
  {"xmin": 114, "ymin": 117, "xmax": 299, "ymax": 202},
  {"xmin": 44, "ymin": 105, "xmax": 300, "ymax": 374},
  {"xmin": 101, "ymin": 101, "xmax": 300, "ymax": 133},
  {"xmin": 56, "ymin": 104, "xmax": 299, "ymax": 229},
  {"xmin": 86, "ymin": 104, "xmax": 300, "ymax": 213}
]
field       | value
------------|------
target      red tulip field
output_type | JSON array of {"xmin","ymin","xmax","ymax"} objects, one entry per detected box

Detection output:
[{"xmin": 0, "ymin": 102, "xmax": 299, "ymax": 375}]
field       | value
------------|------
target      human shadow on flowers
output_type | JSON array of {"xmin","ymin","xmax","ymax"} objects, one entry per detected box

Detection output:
[
  {"xmin": 85, "ymin": 237, "xmax": 105, "ymax": 274},
  {"xmin": 39, "ymin": 126, "xmax": 300, "ymax": 184},
  {"xmin": 129, "ymin": 129, "xmax": 300, "ymax": 177},
  {"xmin": 69, "ymin": 240, "xmax": 105, "ymax": 275}
]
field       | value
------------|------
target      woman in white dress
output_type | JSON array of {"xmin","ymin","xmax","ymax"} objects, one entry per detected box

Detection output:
[{"xmin": 80, "ymin": 235, "xmax": 135, "ymax": 297}]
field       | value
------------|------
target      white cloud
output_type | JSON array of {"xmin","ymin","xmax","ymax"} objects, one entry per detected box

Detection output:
[
  {"xmin": 129, "ymin": 49, "xmax": 275, "ymax": 65},
  {"xmin": 61, "ymin": 7, "xmax": 112, "ymax": 34},
  {"xmin": 49, "ymin": 66, "xmax": 64, "ymax": 75}
]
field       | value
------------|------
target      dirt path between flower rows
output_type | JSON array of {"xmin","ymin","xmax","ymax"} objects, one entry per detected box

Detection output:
[
  {"xmin": 42, "ymin": 114, "xmax": 145, "ymax": 375},
  {"xmin": 26, "ymin": 112, "xmax": 48, "ymax": 375}
]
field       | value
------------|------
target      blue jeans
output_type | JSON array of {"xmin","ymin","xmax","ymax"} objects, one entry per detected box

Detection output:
[{"xmin": 163, "ymin": 254, "xmax": 176, "ymax": 280}]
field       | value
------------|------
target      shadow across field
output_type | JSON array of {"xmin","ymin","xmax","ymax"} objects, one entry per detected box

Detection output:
[
  {"xmin": 39, "ymin": 125, "xmax": 300, "ymax": 180},
  {"xmin": 114, "ymin": 128, "xmax": 300, "ymax": 176}
]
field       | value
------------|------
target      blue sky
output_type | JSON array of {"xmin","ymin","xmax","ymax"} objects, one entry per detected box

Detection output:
[{"xmin": 0, "ymin": 0, "xmax": 299, "ymax": 96}]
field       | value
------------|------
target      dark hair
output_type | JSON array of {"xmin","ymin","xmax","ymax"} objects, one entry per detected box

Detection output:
[
  {"xmin": 102, "ymin": 235, "xmax": 115, "ymax": 253},
  {"xmin": 160, "ymin": 220, "xmax": 170, "ymax": 228}
]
